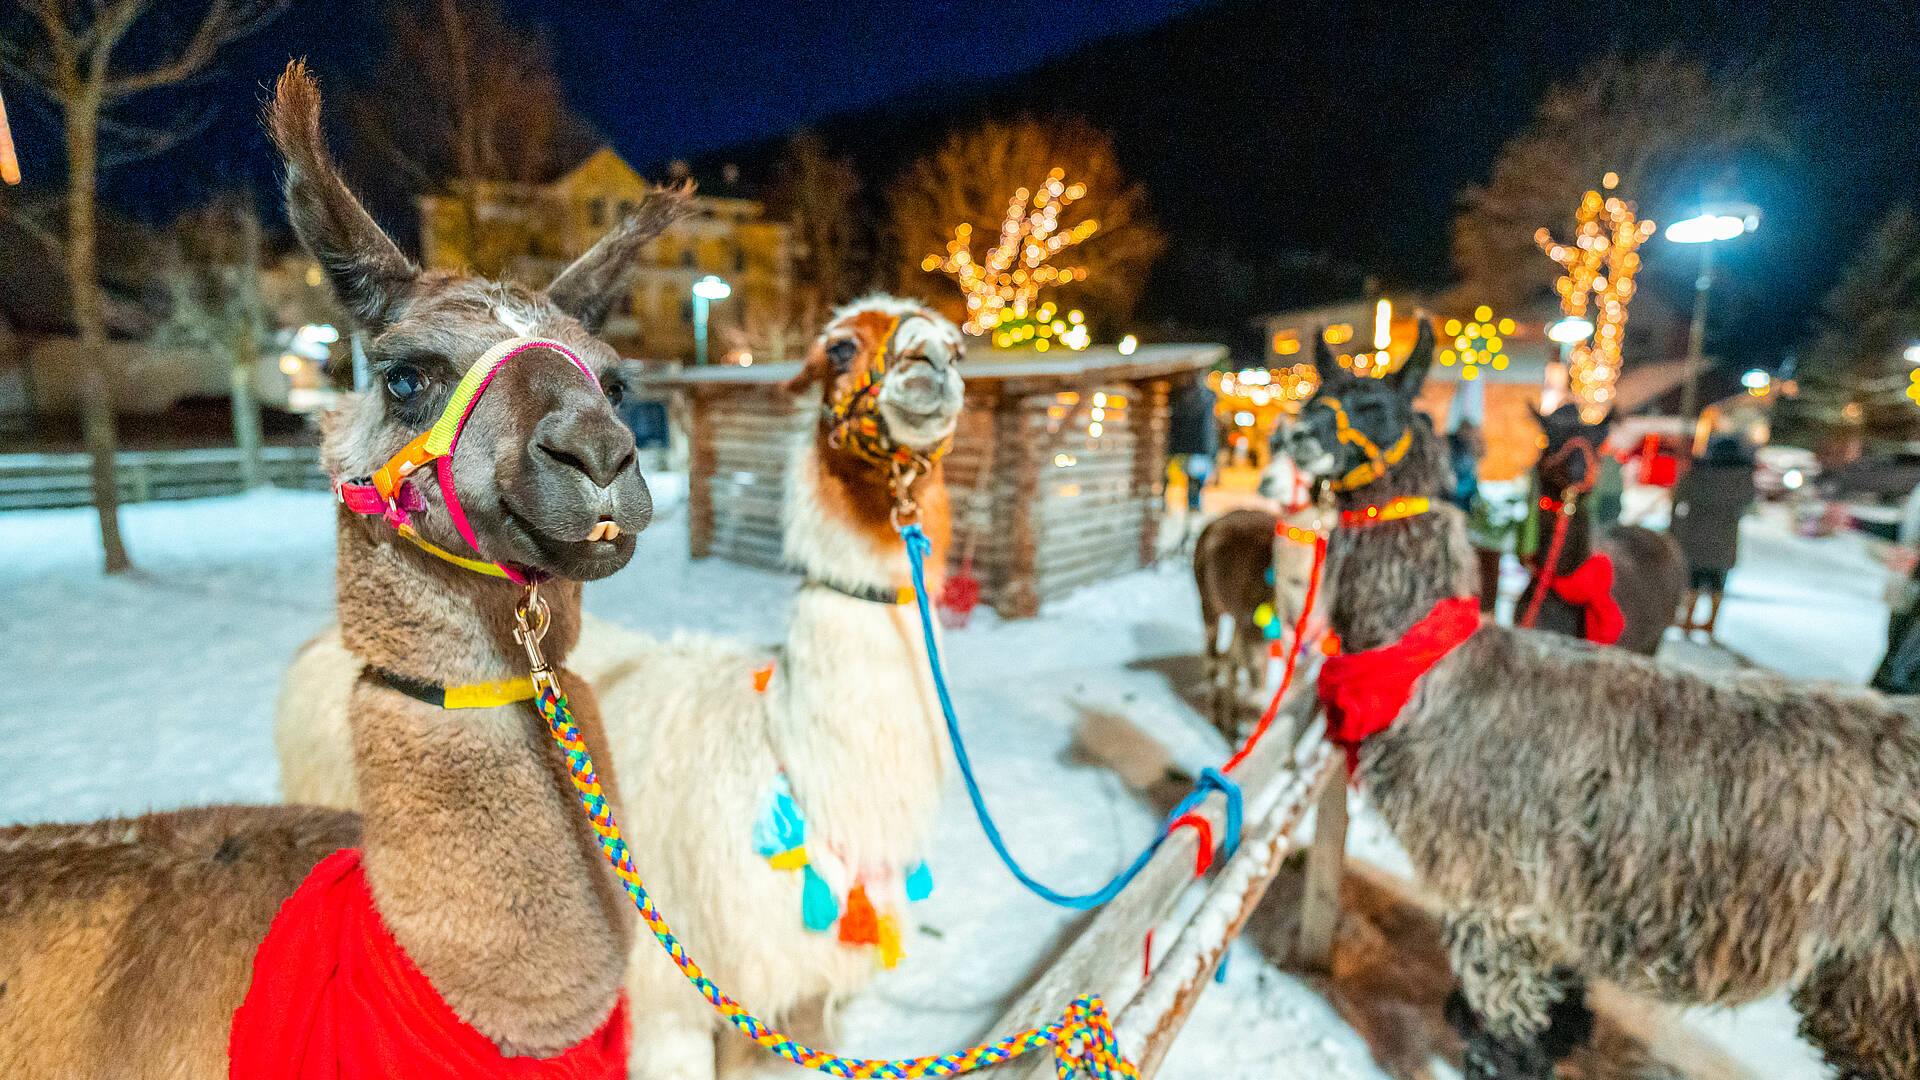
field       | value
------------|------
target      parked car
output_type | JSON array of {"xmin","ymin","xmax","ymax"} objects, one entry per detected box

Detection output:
[{"xmin": 1820, "ymin": 447, "xmax": 1920, "ymax": 505}]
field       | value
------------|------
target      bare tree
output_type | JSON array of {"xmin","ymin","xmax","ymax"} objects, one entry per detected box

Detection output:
[
  {"xmin": 158, "ymin": 193, "xmax": 271, "ymax": 487},
  {"xmin": 350, "ymin": 0, "xmax": 596, "ymax": 276},
  {"xmin": 766, "ymin": 132, "xmax": 864, "ymax": 313},
  {"xmin": 1451, "ymin": 53, "xmax": 1785, "ymax": 311},
  {"xmin": 889, "ymin": 117, "xmax": 1165, "ymax": 331},
  {"xmin": 2, "ymin": 0, "xmax": 284, "ymax": 572}
]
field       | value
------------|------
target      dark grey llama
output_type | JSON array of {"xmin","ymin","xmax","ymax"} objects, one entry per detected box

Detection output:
[
  {"xmin": 1518, "ymin": 403, "xmax": 1685, "ymax": 655},
  {"xmin": 1280, "ymin": 322, "xmax": 1920, "ymax": 1080}
]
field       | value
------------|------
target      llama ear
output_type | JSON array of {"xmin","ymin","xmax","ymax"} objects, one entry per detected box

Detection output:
[
  {"xmin": 1527, "ymin": 399, "xmax": 1547, "ymax": 426},
  {"xmin": 1391, "ymin": 317, "xmax": 1435, "ymax": 399},
  {"xmin": 784, "ymin": 337, "xmax": 829, "ymax": 397},
  {"xmin": 548, "ymin": 183, "xmax": 694, "ymax": 333},
  {"xmin": 267, "ymin": 61, "xmax": 417, "ymax": 333},
  {"xmin": 1311, "ymin": 326, "xmax": 1342, "ymax": 384}
]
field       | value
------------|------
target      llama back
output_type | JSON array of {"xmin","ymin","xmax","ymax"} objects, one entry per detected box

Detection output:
[
  {"xmin": 276, "ymin": 628, "xmax": 362, "ymax": 810},
  {"xmin": 1366, "ymin": 622, "xmax": 1920, "ymax": 1004}
]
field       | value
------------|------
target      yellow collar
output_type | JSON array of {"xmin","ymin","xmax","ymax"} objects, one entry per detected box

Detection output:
[{"xmin": 366, "ymin": 665, "xmax": 539, "ymax": 709}]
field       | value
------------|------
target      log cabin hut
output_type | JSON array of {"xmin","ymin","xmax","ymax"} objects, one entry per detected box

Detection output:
[{"xmin": 654, "ymin": 343, "xmax": 1223, "ymax": 617}]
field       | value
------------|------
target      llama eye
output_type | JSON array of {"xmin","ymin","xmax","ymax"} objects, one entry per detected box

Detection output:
[
  {"xmin": 603, "ymin": 376, "xmax": 626, "ymax": 408},
  {"xmin": 826, "ymin": 339, "xmax": 859, "ymax": 372},
  {"xmin": 384, "ymin": 364, "xmax": 428, "ymax": 402}
]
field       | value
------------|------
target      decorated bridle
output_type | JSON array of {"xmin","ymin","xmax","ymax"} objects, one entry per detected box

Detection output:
[
  {"xmin": 816, "ymin": 312, "xmax": 957, "ymax": 526},
  {"xmin": 335, "ymin": 336, "xmax": 599, "ymax": 585},
  {"xmin": 1520, "ymin": 432, "xmax": 1602, "ymax": 629},
  {"xmin": 1316, "ymin": 395, "xmax": 1412, "ymax": 492}
]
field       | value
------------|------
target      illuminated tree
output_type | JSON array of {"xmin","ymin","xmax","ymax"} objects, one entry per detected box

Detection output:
[
  {"xmin": 1801, "ymin": 205, "xmax": 1920, "ymax": 433},
  {"xmin": 922, "ymin": 169, "xmax": 1097, "ymax": 345},
  {"xmin": 890, "ymin": 118, "xmax": 1163, "ymax": 329},
  {"xmin": 1452, "ymin": 53, "xmax": 1781, "ymax": 309},
  {"xmin": 1536, "ymin": 177, "xmax": 1657, "ymax": 417}
]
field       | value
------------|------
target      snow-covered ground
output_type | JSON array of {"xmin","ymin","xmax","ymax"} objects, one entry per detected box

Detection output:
[{"xmin": 0, "ymin": 489, "xmax": 1884, "ymax": 1078}]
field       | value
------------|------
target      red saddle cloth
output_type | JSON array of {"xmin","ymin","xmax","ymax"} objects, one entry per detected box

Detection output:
[
  {"xmin": 1318, "ymin": 596, "xmax": 1482, "ymax": 772},
  {"xmin": 1549, "ymin": 553, "xmax": 1625, "ymax": 646},
  {"xmin": 229, "ymin": 848, "xmax": 629, "ymax": 1080}
]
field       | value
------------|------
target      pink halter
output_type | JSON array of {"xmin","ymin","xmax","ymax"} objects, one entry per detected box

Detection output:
[{"xmin": 335, "ymin": 337, "xmax": 597, "ymax": 583}]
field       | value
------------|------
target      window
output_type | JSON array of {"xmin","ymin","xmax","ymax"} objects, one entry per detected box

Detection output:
[
  {"xmin": 616, "ymin": 294, "xmax": 633, "ymax": 316},
  {"xmin": 682, "ymin": 300, "xmax": 693, "ymax": 325},
  {"xmin": 617, "ymin": 199, "xmax": 636, "ymax": 221},
  {"xmin": 680, "ymin": 249, "xmax": 695, "ymax": 268},
  {"xmin": 733, "ymin": 246, "xmax": 745, "ymax": 272},
  {"xmin": 588, "ymin": 198, "xmax": 606, "ymax": 227}
]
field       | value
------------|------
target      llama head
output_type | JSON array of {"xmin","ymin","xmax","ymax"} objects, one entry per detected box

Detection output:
[
  {"xmin": 269, "ymin": 61, "xmax": 690, "ymax": 583},
  {"xmin": 788, "ymin": 295, "xmax": 967, "ymax": 469},
  {"xmin": 1530, "ymin": 401, "xmax": 1614, "ymax": 497},
  {"xmin": 1284, "ymin": 317, "xmax": 1445, "ymax": 500}
]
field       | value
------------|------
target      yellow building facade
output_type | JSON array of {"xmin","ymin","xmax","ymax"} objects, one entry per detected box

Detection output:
[{"xmin": 418, "ymin": 149, "xmax": 794, "ymax": 361}]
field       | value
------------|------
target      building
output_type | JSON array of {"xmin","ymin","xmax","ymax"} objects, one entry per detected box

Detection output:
[
  {"xmin": 417, "ymin": 149, "xmax": 796, "ymax": 362},
  {"xmin": 649, "ymin": 344, "xmax": 1224, "ymax": 617}
]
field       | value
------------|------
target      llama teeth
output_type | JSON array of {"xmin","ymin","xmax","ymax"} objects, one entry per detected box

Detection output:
[{"xmin": 588, "ymin": 520, "xmax": 621, "ymax": 542}]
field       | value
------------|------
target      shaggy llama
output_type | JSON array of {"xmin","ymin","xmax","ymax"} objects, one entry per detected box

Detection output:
[
  {"xmin": 1518, "ymin": 403, "xmax": 1684, "ymax": 655},
  {"xmin": 0, "ymin": 63, "xmax": 683, "ymax": 1078},
  {"xmin": 1276, "ymin": 322, "xmax": 1920, "ymax": 1080},
  {"xmin": 278, "ymin": 296, "xmax": 966, "ymax": 1080}
]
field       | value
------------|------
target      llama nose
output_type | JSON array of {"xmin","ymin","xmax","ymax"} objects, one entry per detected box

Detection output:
[
  {"xmin": 534, "ymin": 413, "xmax": 636, "ymax": 489},
  {"xmin": 894, "ymin": 366, "xmax": 941, "ymax": 398}
]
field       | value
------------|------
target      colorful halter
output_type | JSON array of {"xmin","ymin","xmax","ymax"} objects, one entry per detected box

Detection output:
[
  {"xmin": 335, "ymin": 337, "xmax": 597, "ymax": 584},
  {"xmin": 1317, "ymin": 395, "xmax": 1412, "ymax": 491},
  {"xmin": 820, "ymin": 314, "xmax": 955, "ymax": 484}
]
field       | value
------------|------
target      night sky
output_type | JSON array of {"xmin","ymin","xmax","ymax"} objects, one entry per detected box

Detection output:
[{"xmin": 4, "ymin": 0, "xmax": 1917, "ymax": 368}]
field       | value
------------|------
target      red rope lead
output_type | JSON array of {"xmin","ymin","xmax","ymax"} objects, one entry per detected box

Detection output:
[{"xmin": 1223, "ymin": 528, "xmax": 1326, "ymax": 773}]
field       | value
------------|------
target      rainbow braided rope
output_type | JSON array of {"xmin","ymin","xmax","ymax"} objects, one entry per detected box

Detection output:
[{"xmin": 533, "ymin": 685, "xmax": 1139, "ymax": 1080}]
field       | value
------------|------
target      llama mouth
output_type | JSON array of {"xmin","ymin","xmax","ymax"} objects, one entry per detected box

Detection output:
[{"xmin": 497, "ymin": 499, "xmax": 634, "ymax": 571}]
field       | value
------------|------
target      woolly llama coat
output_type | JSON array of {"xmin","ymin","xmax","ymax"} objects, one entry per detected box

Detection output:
[{"xmin": 1287, "ymin": 353, "xmax": 1920, "ymax": 1079}]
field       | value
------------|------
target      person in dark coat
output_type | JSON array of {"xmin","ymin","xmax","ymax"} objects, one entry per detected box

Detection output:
[
  {"xmin": 1167, "ymin": 370, "xmax": 1219, "ymax": 514},
  {"xmin": 1671, "ymin": 435, "xmax": 1756, "ymax": 639}
]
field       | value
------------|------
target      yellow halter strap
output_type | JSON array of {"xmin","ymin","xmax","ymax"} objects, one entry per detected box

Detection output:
[{"xmin": 1319, "ymin": 395, "xmax": 1411, "ymax": 491}]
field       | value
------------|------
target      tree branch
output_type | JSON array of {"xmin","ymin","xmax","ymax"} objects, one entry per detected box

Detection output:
[
  {"xmin": 96, "ymin": 102, "xmax": 218, "ymax": 167},
  {"xmin": 102, "ymin": 0, "xmax": 287, "ymax": 101}
]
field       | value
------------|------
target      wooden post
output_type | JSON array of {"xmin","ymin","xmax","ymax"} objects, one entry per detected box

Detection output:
[
  {"xmin": 1294, "ymin": 768, "xmax": 1348, "ymax": 971},
  {"xmin": 999, "ymin": 394, "xmax": 1043, "ymax": 618},
  {"xmin": 686, "ymin": 390, "xmax": 715, "ymax": 559}
]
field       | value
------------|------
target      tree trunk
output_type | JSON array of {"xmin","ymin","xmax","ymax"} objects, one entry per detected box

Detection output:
[
  {"xmin": 230, "ymin": 198, "xmax": 267, "ymax": 489},
  {"xmin": 65, "ymin": 90, "xmax": 131, "ymax": 573},
  {"xmin": 441, "ymin": 0, "xmax": 483, "ymax": 274}
]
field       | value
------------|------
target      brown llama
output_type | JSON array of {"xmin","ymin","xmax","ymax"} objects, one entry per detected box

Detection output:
[
  {"xmin": 0, "ymin": 62, "xmax": 685, "ymax": 1078},
  {"xmin": 272, "ymin": 297, "xmax": 967, "ymax": 1080},
  {"xmin": 1518, "ymin": 403, "xmax": 1684, "ymax": 655},
  {"xmin": 1274, "ymin": 321, "xmax": 1920, "ymax": 1080}
]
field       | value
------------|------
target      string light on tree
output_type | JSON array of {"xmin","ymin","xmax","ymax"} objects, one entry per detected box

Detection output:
[
  {"xmin": 1438, "ymin": 306, "xmax": 1514, "ymax": 382},
  {"xmin": 991, "ymin": 301, "xmax": 1090, "ymax": 351},
  {"xmin": 1536, "ymin": 172, "xmax": 1656, "ymax": 419},
  {"xmin": 922, "ymin": 168, "xmax": 1098, "ymax": 338}
]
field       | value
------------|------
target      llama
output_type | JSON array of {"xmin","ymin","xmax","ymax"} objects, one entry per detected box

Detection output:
[
  {"xmin": 1193, "ymin": 462, "xmax": 1324, "ymax": 740},
  {"xmin": 0, "ymin": 63, "xmax": 683, "ymax": 1078},
  {"xmin": 1517, "ymin": 403, "xmax": 1684, "ymax": 655},
  {"xmin": 275, "ymin": 296, "xmax": 967, "ymax": 1080},
  {"xmin": 1275, "ymin": 321, "xmax": 1920, "ymax": 1080}
]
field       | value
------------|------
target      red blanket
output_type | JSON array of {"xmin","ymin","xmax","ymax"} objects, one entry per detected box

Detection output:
[
  {"xmin": 1549, "ymin": 553, "xmax": 1625, "ymax": 645},
  {"xmin": 230, "ymin": 848, "xmax": 629, "ymax": 1080},
  {"xmin": 1318, "ymin": 596, "xmax": 1481, "ymax": 772}
]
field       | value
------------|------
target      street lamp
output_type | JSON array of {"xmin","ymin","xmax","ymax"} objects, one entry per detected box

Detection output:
[
  {"xmin": 690, "ymin": 275, "xmax": 731, "ymax": 366},
  {"xmin": 1905, "ymin": 342, "xmax": 1920, "ymax": 365},
  {"xmin": 1547, "ymin": 316, "xmax": 1594, "ymax": 344},
  {"xmin": 1665, "ymin": 202, "xmax": 1759, "ymax": 417}
]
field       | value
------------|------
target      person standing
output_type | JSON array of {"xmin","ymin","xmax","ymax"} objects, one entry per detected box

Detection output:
[
  {"xmin": 1167, "ymin": 369, "xmax": 1219, "ymax": 517},
  {"xmin": 1671, "ymin": 435, "xmax": 1756, "ymax": 639},
  {"xmin": 1870, "ymin": 481, "xmax": 1920, "ymax": 692}
]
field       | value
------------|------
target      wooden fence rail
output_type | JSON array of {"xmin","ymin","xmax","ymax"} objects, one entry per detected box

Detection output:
[
  {"xmin": 0, "ymin": 446, "xmax": 327, "ymax": 510},
  {"xmin": 995, "ymin": 676, "xmax": 1335, "ymax": 1079}
]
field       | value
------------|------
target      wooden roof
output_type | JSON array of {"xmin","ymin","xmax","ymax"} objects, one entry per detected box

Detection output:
[{"xmin": 643, "ymin": 343, "xmax": 1225, "ymax": 396}]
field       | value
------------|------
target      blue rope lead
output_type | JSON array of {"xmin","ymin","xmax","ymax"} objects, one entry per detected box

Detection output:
[{"xmin": 900, "ymin": 523, "xmax": 1242, "ymax": 910}]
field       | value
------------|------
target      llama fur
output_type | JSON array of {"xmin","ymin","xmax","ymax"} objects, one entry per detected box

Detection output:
[{"xmin": 1291, "ymin": 357, "xmax": 1920, "ymax": 1078}]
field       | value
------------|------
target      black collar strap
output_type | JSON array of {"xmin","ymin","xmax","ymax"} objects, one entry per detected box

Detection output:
[
  {"xmin": 364, "ymin": 665, "xmax": 539, "ymax": 709},
  {"xmin": 802, "ymin": 578, "xmax": 917, "ymax": 605}
]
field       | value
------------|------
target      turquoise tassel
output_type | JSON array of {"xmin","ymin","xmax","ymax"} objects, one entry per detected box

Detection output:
[
  {"xmin": 905, "ymin": 861, "xmax": 934, "ymax": 903},
  {"xmin": 802, "ymin": 864, "xmax": 838, "ymax": 932},
  {"xmin": 752, "ymin": 774, "xmax": 806, "ymax": 859}
]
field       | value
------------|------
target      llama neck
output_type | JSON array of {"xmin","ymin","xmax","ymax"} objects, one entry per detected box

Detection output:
[
  {"xmin": 1328, "ymin": 455, "xmax": 1478, "ymax": 653},
  {"xmin": 771, "ymin": 443, "xmax": 952, "ymax": 876},
  {"xmin": 1537, "ymin": 480, "xmax": 1596, "ymax": 573},
  {"xmin": 332, "ymin": 513, "xmax": 628, "ymax": 1054}
]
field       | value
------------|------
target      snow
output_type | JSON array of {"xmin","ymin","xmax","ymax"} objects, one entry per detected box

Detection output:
[{"xmin": 0, "ymin": 490, "xmax": 1880, "ymax": 1079}]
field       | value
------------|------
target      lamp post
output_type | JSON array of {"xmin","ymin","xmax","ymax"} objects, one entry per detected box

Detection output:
[
  {"xmin": 691, "ymin": 274, "xmax": 731, "ymax": 366},
  {"xmin": 1665, "ymin": 204, "xmax": 1759, "ymax": 418}
]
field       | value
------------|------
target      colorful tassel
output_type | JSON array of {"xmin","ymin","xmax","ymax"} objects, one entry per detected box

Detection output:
[
  {"xmin": 801, "ymin": 865, "xmax": 838, "ymax": 932},
  {"xmin": 905, "ymin": 861, "xmax": 934, "ymax": 903}
]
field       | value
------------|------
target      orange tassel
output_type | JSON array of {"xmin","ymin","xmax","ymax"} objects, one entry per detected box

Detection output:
[{"xmin": 838, "ymin": 885, "xmax": 880, "ymax": 946}]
